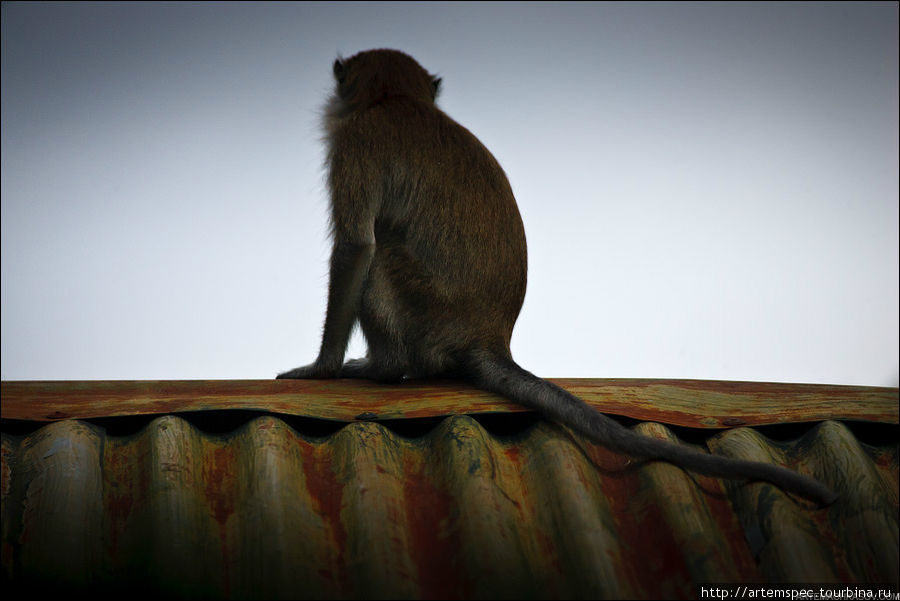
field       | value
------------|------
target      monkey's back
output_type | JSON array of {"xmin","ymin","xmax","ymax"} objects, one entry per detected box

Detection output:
[{"xmin": 329, "ymin": 97, "xmax": 528, "ymax": 363}]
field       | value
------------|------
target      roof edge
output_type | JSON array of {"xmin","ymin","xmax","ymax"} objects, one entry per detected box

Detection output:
[{"xmin": 2, "ymin": 378, "xmax": 897, "ymax": 428}]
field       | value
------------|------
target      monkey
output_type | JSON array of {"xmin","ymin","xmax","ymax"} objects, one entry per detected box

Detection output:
[{"xmin": 277, "ymin": 49, "xmax": 837, "ymax": 506}]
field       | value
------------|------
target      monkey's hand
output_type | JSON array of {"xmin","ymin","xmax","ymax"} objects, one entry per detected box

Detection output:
[{"xmin": 276, "ymin": 361, "xmax": 340, "ymax": 379}]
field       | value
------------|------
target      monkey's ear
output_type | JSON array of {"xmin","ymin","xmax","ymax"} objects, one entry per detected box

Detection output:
[
  {"xmin": 333, "ymin": 59, "xmax": 347, "ymax": 84},
  {"xmin": 431, "ymin": 76, "xmax": 442, "ymax": 100}
]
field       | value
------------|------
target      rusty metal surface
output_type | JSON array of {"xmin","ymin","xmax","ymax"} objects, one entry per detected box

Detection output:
[
  {"xmin": 2, "ymin": 378, "xmax": 897, "ymax": 427},
  {"xmin": 2, "ymin": 409, "xmax": 898, "ymax": 598}
]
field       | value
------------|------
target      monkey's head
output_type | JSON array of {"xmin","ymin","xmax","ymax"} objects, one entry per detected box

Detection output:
[{"xmin": 329, "ymin": 49, "xmax": 442, "ymax": 114}]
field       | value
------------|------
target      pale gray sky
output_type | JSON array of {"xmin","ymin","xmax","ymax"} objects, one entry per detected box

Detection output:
[{"xmin": 2, "ymin": 1, "xmax": 898, "ymax": 385}]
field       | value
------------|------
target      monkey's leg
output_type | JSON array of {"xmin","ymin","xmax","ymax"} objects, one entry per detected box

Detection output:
[
  {"xmin": 347, "ymin": 315, "xmax": 408, "ymax": 382},
  {"xmin": 343, "ymin": 258, "xmax": 409, "ymax": 383}
]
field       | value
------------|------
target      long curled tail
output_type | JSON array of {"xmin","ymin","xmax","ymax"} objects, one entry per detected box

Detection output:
[{"xmin": 464, "ymin": 350, "xmax": 838, "ymax": 506}]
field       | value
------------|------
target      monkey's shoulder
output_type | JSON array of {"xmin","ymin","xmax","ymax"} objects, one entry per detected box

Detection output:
[{"xmin": 330, "ymin": 97, "xmax": 506, "ymax": 185}]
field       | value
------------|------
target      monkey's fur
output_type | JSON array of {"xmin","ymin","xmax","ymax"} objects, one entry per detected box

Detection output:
[{"xmin": 278, "ymin": 49, "xmax": 837, "ymax": 506}]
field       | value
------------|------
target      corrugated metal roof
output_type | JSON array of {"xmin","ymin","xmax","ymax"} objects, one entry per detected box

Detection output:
[{"xmin": 1, "ymin": 380, "xmax": 898, "ymax": 599}]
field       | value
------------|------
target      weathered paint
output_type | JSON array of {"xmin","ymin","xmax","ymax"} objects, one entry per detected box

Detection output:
[
  {"xmin": 2, "ymin": 404, "xmax": 898, "ymax": 598},
  {"xmin": 2, "ymin": 379, "xmax": 897, "ymax": 427}
]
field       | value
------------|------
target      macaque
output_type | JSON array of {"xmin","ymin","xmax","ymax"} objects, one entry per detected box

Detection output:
[{"xmin": 278, "ymin": 49, "xmax": 836, "ymax": 505}]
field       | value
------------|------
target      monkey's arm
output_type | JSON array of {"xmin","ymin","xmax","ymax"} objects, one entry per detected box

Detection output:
[
  {"xmin": 319, "ymin": 239, "xmax": 376, "ymax": 369},
  {"xmin": 277, "ymin": 239, "xmax": 374, "ymax": 379},
  {"xmin": 278, "ymin": 139, "xmax": 382, "ymax": 381}
]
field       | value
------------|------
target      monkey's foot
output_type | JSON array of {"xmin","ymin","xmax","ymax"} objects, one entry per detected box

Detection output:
[
  {"xmin": 276, "ymin": 362, "xmax": 339, "ymax": 379},
  {"xmin": 340, "ymin": 358, "xmax": 406, "ymax": 383},
  {"xmin": 339, "ymin": 358, "xmax": 373, "ymax": 378}
]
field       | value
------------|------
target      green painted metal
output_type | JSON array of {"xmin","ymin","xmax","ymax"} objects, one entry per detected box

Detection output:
[{"xmin": 2, "ymin": 396, "xmax": 898, "ymax": 598}]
